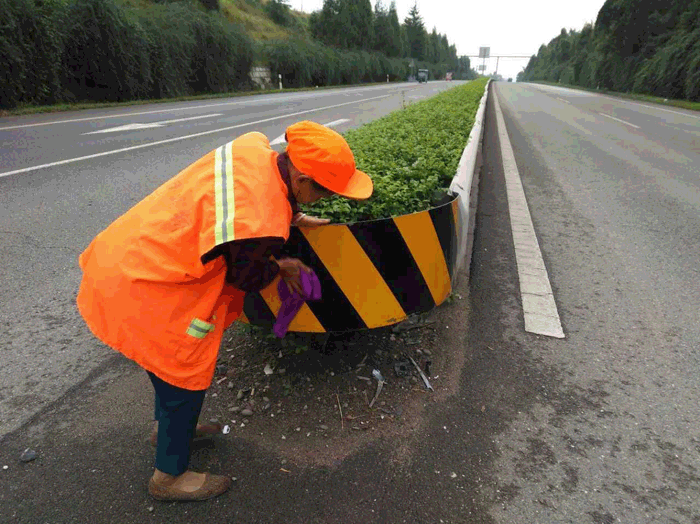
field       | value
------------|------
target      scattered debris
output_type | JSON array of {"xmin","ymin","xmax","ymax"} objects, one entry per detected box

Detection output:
[
  {"xmin": 241, "ymin": 408, "xmax": 253, "ymax": 416},
  {"xmin": 264, "ymin": 363, "xmax": 274, "ymax": 375},
  {"xmin": 392, "ymin": 317, "xmax": 436, "ymax": 333},
  {"xmin": 336, "ymin": 393, "xmax": 344, "ymax": 430},
  {"xmin": 369, "ymin": 370, "xmax": 385, "ymax": 408},
  {"xmin": 223, "ymin": 425, "xmax": 231, "ymax": 434},
  {"xmin": 409, "ymin": 357, "xmax": 433, "ymax": 391},
  {"xmin": 393, "ymin": 360, "xmax": 411, "ymax": 377},
  {"xmin": 19, "ymin": 449, "xmax": 37, "ymax": 463}
]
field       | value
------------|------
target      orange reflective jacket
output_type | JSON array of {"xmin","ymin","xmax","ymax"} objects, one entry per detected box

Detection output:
[{"xmin": 77, "ymin": 132, "xmax": 293, "ymax": 390}]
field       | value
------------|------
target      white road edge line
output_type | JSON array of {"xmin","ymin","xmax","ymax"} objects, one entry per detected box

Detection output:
[
  {"xmin": 270, "ymin": 118, "xmax": 350, "ymax": 146},
  {"xmin": 597, "ymin": 112, "xmax": 640, "ymax": 129},
  {"xmin": 0, "ymin": 96, "xmax": 390, "ymax": 179},
  {"xmin": 494, "ymin": 91, "xmax": 565, "ymax": 339},
  {"xmin": 598, "ymin": 94, "xmax": 700, "ymax": 119},
  {"xmin": 556, "ymin": 97, "xmax": 571, "ymax": 104}
]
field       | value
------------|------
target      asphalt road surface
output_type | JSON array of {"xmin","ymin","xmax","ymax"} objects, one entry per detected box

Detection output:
[
  {"xmin": 0, "ymin": 80, "xmax": 459, "ymax": 438},
  {"xmin": 1, "ymin": 80, "xmax": 699, "ymax": 523}
]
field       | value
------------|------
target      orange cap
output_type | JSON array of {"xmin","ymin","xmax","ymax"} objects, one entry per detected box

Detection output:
[{"xmin": 285, "ymin": 121, "xmax": 373, "ymax": 200}]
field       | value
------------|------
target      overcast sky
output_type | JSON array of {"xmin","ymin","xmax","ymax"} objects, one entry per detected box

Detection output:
[{"xmin": 289, "ymin": 0, "xmax": 606, "ymax": 80}]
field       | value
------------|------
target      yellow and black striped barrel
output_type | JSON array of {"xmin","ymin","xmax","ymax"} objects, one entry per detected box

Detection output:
[{"xmin": 240, "ymin": 195, "xmax": 461, "ymax": 333}]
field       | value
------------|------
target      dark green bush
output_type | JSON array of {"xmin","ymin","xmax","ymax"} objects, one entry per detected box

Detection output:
[
  {"xmin": 0, "ymin": 0, "xmax": 66, "ymax": 108},
  {"xmin": 188, "ymin": 12, "xmax": 253, "ymax": 93},
  {"xmin": 61, "ymin": 0, "xmax": 152, "ymax": 102},
  {"xmin": 136, "ymin": 3, "xmax": 198, "ymax": 99},
  {"xmin": 304, "ymin": 79, "xmax": 489, "ymax": 222}
]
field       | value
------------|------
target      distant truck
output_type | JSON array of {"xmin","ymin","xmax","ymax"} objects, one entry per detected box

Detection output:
[{"xmin": 417, "ymin": 69, "xmax": 429, "ymax": 83}]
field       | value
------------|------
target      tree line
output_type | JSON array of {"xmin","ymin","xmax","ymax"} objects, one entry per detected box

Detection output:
[
  {"xmin": 309, "ymin": 0, "xmax": 460, "ymax": 67},
  {"xmin": 0, "ymin": 0, "xmax": 477, "ymax": 111},
  {"xmin": 518, "ymin": 0, "xmax": 700, "ymax": 101}
]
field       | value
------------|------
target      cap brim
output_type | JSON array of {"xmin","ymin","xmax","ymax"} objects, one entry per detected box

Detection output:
[{"xmin": 330, "ymin": 169, "xmax": 373, "ymax": 200}]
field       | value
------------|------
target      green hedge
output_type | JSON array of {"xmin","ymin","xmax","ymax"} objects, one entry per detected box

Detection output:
[
  {"xmin": 0, "ymin": 0, "xmax": 67, "ymax": 107},
  {"xmin": 262, "ymin": 39, "xmax": 410, "ymax": 88},
  {"xmin": 1, "ymin": 0, "xmax": 463, "ymax": 110},
  {"xmin": 1, "ymin": 0, "xmax": 253, "ymax": 109},
  {"xmin": 304, "ymin": 78, "xmax": 488, "ymax": 223}
]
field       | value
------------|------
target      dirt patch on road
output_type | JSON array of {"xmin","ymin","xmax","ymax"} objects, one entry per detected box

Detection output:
[{"xmin": 200, "ymin": 292, "xmax": 469, "ymax": 467}]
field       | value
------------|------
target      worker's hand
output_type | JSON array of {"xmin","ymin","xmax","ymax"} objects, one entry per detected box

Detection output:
[
  {"xmin": 277, "ymin": 257, "xmax": 312, "ymax": 295},
  {"xmin": 293, "ymin": 213, "xmax": 331, "ymax": 227}
]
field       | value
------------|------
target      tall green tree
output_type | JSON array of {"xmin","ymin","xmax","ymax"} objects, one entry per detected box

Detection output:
[
  {"xmin": 385, "ymin": 2, "xmax": 403, "ymax": 57},
  {"xmin": 310, "ymin": 0, "xmax": 348, "ymax": 48},
  {"xmin": 347, "ymin": 0, "xmax": 374, "ymax": 50},
  {"xmin": 372, "ymin": 1, "xmax": 389, "ymax": 52},
  {"xmin": 403, "ymin": 2, "xmax": 426, "ymax": 60}
]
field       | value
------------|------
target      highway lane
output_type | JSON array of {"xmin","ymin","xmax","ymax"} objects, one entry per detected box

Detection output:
[
  {"xmin": 0, "ymin": 82, "xmax": 442, "ymax": 177},
  {"xmin": 474, "ymin": 82, "xmax": 700, "ymax": 522},
  {"xmin": 2, "ymin": 78, "xmax": 700, "ymax": 521},
  {"xmin": 0, "ymin": 80, "xmax": 462, "ymax": 438}
]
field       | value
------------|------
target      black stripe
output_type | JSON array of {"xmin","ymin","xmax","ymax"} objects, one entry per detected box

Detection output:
[
  {"xmin": 429, "ymin": 198, "xmax": 459, "ymax": 279},
  {"xmin": 349, "ymin": 220, "xmax": 435, "ymax": 315},
  {"xmin": 281, "ymin": 227, "xmax": 366, "ymax": 332},
  {"xmin": 243, "ymin": 292, "xmax": 277, "ymax": 328}
]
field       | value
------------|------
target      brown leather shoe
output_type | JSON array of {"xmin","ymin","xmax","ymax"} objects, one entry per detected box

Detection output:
[
  {"xmin": 148, "ymin": 422, "xmax": 223, "ymax": 447},
  {"xmin": 148, "ymin": 473, "xmax": 232, "ymax": 501}
]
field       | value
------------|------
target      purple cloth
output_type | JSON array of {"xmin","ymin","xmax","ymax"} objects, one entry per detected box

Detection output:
[{"xmin": 273, "ymin": 269, "xmax": 322, "ymax": 338}]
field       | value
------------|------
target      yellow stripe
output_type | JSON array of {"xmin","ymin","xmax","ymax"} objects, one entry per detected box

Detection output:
[
  {"xmin": 258, "ymin": 276, "xmax": 326, "ymax": 333},
  {"xmin": 191, "ymin": 318, "xmax": 215, "ymax": 331},
  {"xmin": 302, "ymin": 226, "xmax": 406, "ymax": 328},
  {"xmin": 186, "ymin": 327, "xmax": 207, "ymax": 339},
  {"xmin": 214, "ymin": 146, "xmax": 224, "ymax": 245},
  {"xmin": 393, "ymin": 211, "xmax": 452, "ymax": 306},
  {"xmin": 224, "ymin": 141, "xmax": 235, "ymax": 241}
]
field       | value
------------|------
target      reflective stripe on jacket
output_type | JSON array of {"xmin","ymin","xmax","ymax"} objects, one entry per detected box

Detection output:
[{"xmin": 77, "ymin": 132, "xmax": 292, "ymax": 390}]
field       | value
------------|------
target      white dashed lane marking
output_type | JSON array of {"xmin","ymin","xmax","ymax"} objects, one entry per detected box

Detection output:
[
  {"xmin": 597, "ymin": 112, "xmax": 640, "ymax": 129},
  {"xmin": 269, "ymin": 118, "xmax": 350, "ymax": 146},
  {"xmin": 493, "ymin": 92, "xmax": 565, "ymax": 339}
]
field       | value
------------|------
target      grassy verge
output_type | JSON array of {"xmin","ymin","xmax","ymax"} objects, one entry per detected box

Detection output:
[
  {"xmin": 529, "ymin": 80, "xmax": 700, "ymax": 112},
  {"xmin": 305, "ymin": 77, "xmax": 489, "ymax": 223}
]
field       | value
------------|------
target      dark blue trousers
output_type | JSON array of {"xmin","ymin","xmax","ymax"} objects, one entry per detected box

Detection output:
[{"xmin": 147, "ymin": 372, "xmax": 207, "ymax": 476}]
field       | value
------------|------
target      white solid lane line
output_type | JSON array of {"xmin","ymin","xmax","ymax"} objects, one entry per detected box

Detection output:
[
  {"xmin": 82, "ymin": 113, "xmax": 224, "ymax": 134},
  {"xmin": 597, "ymin": 112, "xmax": 640, "ymax": 129},
  {"xmin": 0, "ymin": 95, "xmax": 390, "ymax": 179},
  {"xmin": 0, "ymin": 84, "xmax": 415, "ymax": 132},
  {"xmin": 494, "ymin": 92, "xmax": 565, "ymax": 339},
  {"xmin": 269, "ymin": 118, "xmax": 350, "ymax": 146},
  {"xmin": 556, "ymin": 97, "xmax": 571, "ymax": 104}
]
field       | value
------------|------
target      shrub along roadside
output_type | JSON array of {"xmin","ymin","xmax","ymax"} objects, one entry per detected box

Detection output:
[
  {"xmin": 1, "ymin": 0, "xmax": 464, "ymax": 111},
  {"xmin": 303, "ymin": 78, "xmax": 489, "ymax": 223}
]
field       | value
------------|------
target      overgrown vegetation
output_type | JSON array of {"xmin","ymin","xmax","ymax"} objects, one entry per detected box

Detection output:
[
  {"xmin": 303, "ymin": 78, "xmax": 489, "ymax": 223},
  {"xmin": 518, "ymin": 0, "xmax": 700, "ymax": 101},
  {"xmin": 0, "ymin": 0, "xmax": 477, "ymax": 110},
  {"xmin": 1, "ymin": 0, "xmax": 253, "ymax": 107}
]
